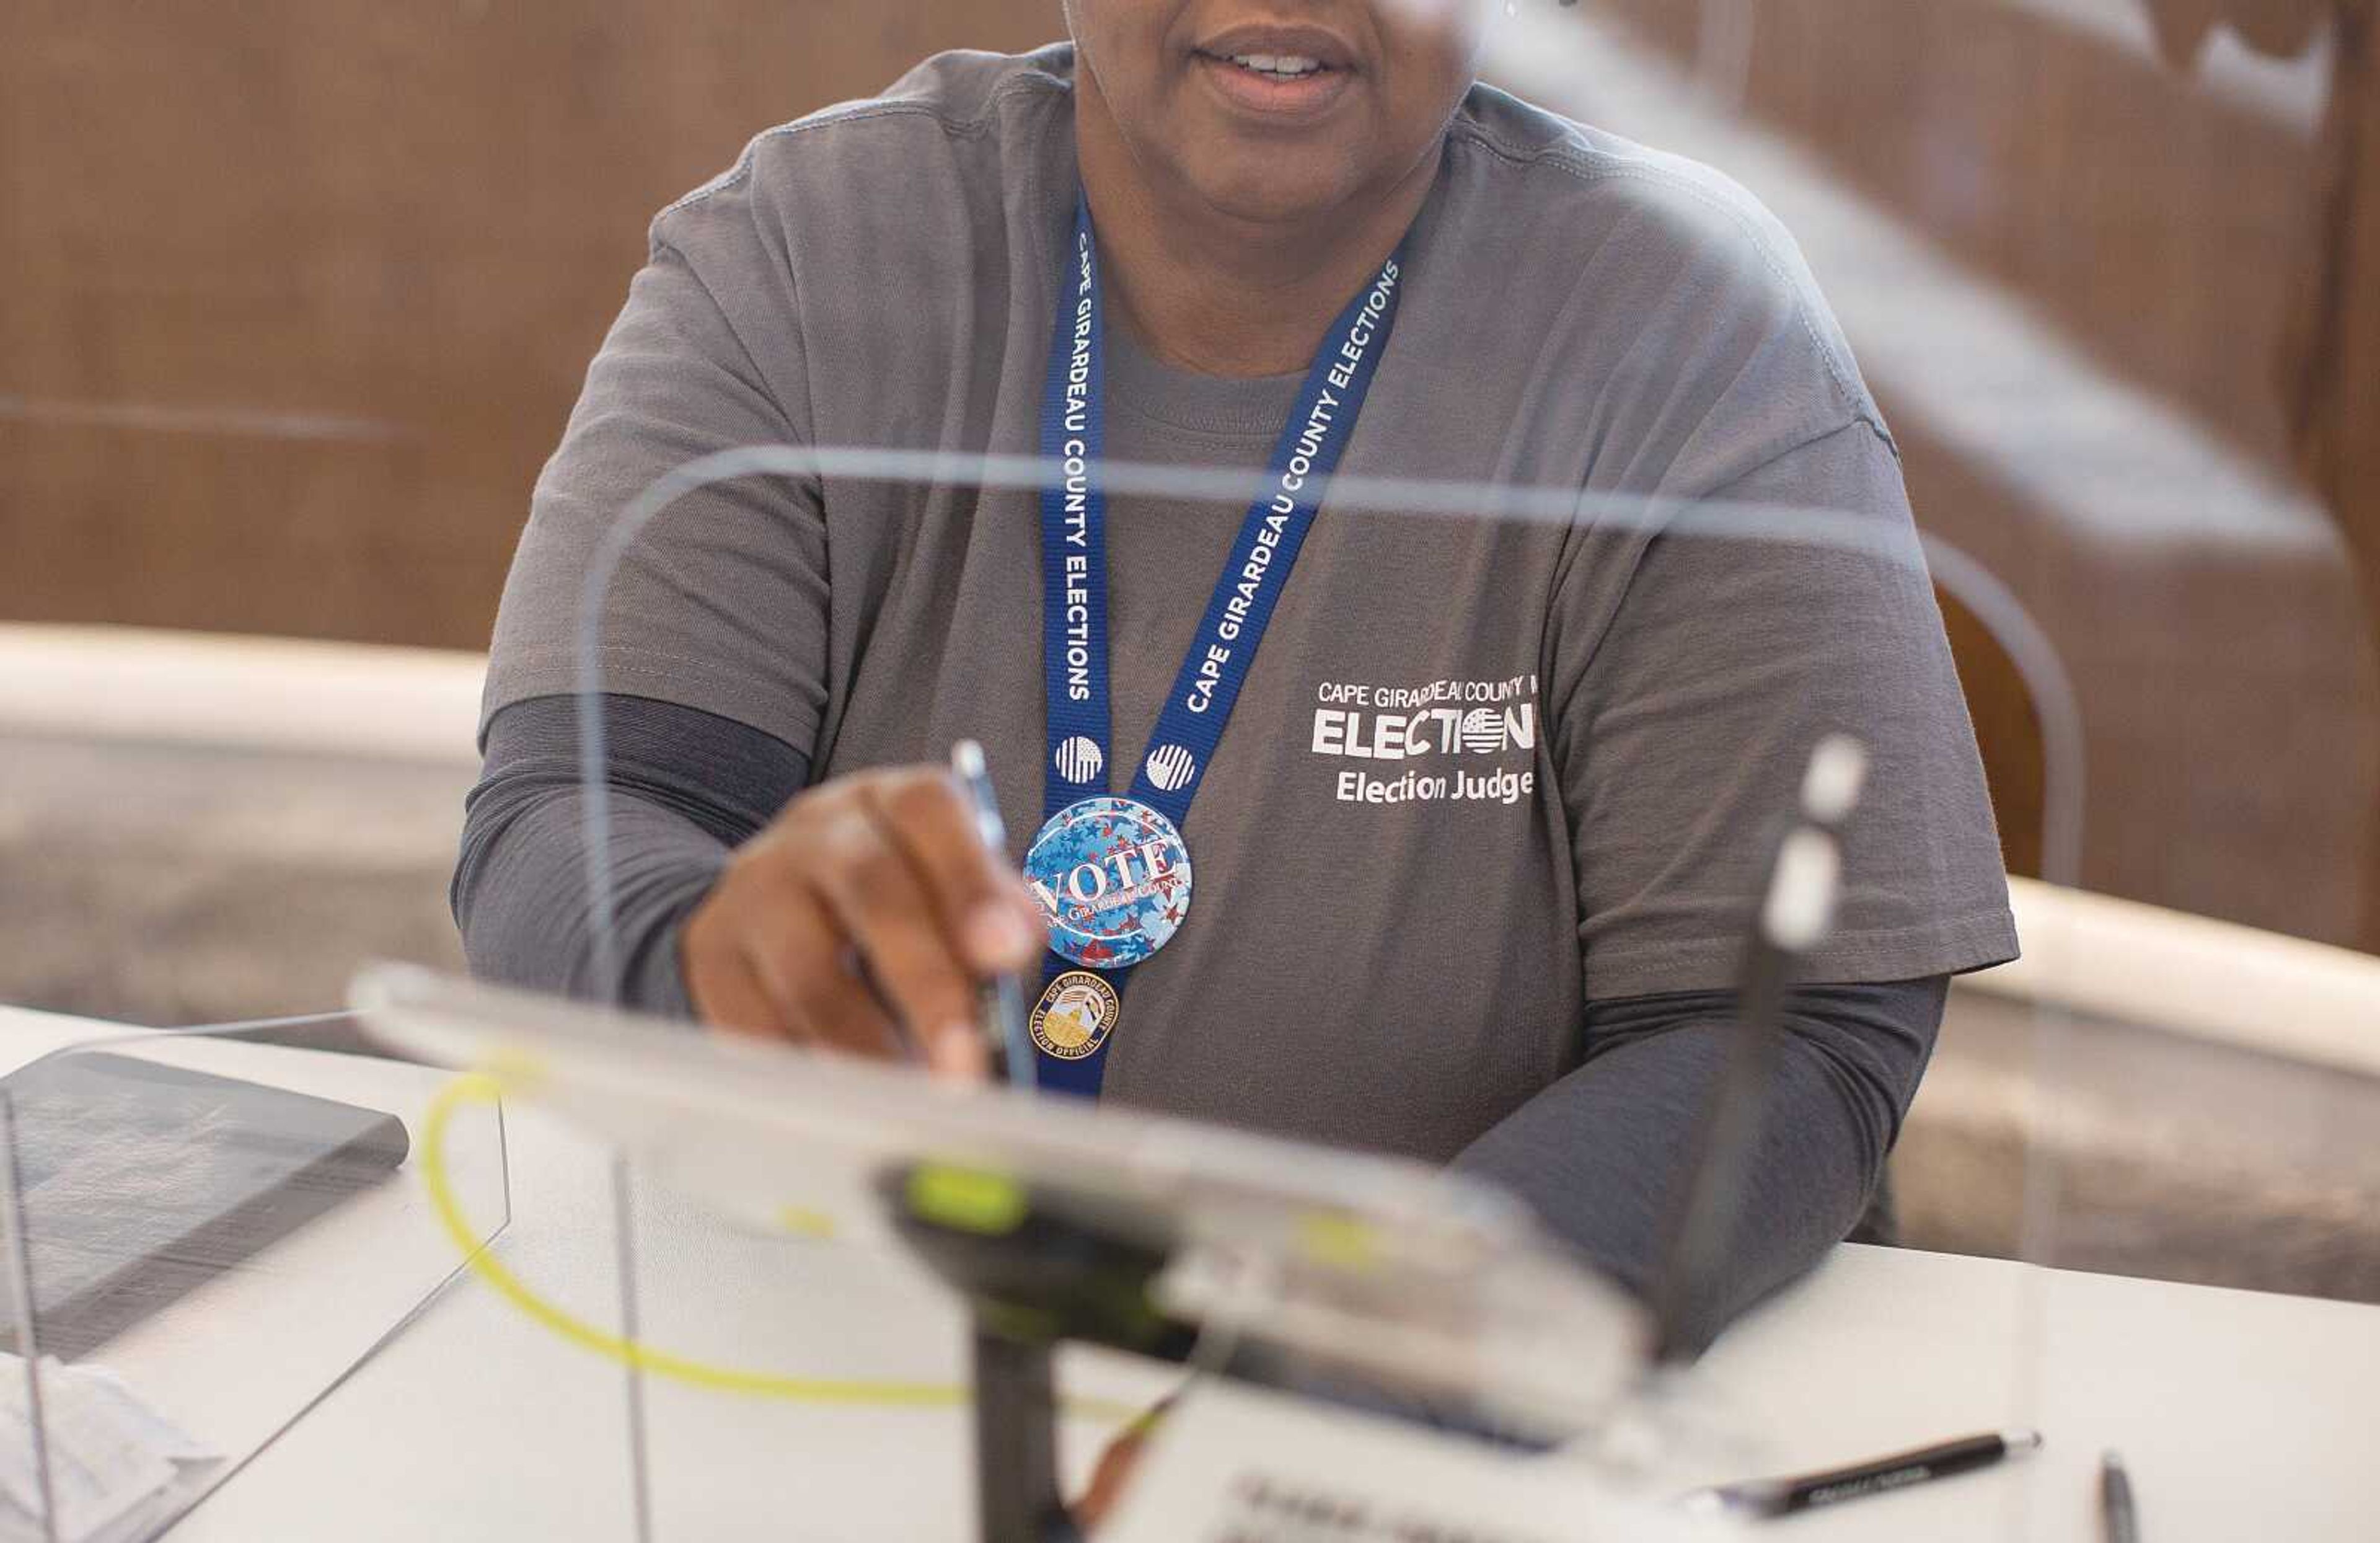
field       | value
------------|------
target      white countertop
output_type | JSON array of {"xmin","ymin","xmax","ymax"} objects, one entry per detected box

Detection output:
[{"xmin": 4, "ymin": 1004, "xmax": 2374, "ymax": 1541}]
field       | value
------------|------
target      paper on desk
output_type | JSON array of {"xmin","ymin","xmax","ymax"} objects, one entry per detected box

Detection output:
[
  {"xmin": 0, "ymin": 1355, "xmax": 219, "ymax": 1543},
  {"xmin": 1102, "ymin": 1380, "xmax": 1707, "ymax": 1543}
]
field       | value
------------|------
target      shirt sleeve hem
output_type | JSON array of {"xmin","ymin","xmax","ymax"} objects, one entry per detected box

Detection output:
[
  {"xmin": 481, "ymin": 644, "xmax": 823, "ymax": 761},
  {"xmin": 1583, "ymin": 906, "xmax": 2021, "ymax": 1001}
]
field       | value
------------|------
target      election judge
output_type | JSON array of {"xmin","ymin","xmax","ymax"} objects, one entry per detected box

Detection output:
[{"xmin": 456, "ymin": 0, "xmax": 2018, "ymax": 1365}]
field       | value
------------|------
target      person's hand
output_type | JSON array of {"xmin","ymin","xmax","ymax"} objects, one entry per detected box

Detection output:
[
  {"xmin": 1073, "ymin": 1418, "xmax": 1157, "ymax": 1533},
  {"xmin": 680, "ymin": 765, "xmax": 1044, "ymax": 1074}
]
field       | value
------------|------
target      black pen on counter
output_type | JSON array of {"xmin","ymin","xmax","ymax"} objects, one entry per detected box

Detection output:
[
  {"xmin": 2100, "ymin": 1451, "xmax": 2140, "ymax": 1543},
  {"xmin": 951, "ymin": 741, "xmax": 1038, "ymax": 1091},
  {"xmin": 1681, "ymin": 1429, "xmax": 2043, "ymax": 1521}
]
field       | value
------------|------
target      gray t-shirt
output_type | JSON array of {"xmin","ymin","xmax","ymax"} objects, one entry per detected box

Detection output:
[{"xmin": 484, "ymin": 45, "xmax": 2016, "ymax": 1162}]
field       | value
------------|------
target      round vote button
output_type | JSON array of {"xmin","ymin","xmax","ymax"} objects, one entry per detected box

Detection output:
[{"xmin": 1023, "ymin": 797, "xmax": 1193, "ymax": 970}]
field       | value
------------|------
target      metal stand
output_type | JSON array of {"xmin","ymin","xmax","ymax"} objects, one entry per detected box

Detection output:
[
  {"xmin": 881, "ymin": 1162, "xmax": 1192, "ymax": 1543},
  {"xmin": 970, "ymin": 1320, "xmax": 1082, "ymax": 1543}
]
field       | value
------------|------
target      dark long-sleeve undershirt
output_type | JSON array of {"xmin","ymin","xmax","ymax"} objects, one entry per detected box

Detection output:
[
  {"xmin": 451, "ymin": 693, "xmax": 807, "ymax": 1015},
  {"xmin": 454, "ymin": 692, "xmax": 1945, "ymax": 1348}
]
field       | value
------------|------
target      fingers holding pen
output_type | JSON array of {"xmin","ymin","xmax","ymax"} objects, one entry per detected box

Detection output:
[
  {"xmin": 685, "ymin": 857, "xmax": 901, "ymax": 1058},
  {"xmin": 805, "ymin": 790, "xmax": 984, "ymax": 1058},
  {"xmin": 681, "ymin": 766, "xmax": 1044, "ymax": 1075},
  {"xmin": 861, "ymin": 769, "xmax": 1046, "ymax": 975}
]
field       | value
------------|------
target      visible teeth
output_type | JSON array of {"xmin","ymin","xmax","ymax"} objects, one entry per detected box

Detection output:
[{"xmin": 1227, "ymin": 51, "xmax": 1321, "ymax": 76}]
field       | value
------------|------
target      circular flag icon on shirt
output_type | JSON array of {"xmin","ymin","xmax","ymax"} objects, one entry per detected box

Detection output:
[
  {"xmin": 1144, "ymin": 744, "xmax": 1197, "ymax": 793},
  {"xmin": 1023, "ymin": 796, "xmax": 1192, "ymax": 969},
  {"xmin": 1054, "ymin": 735, "xmax": 1104, "ymax": 784}
]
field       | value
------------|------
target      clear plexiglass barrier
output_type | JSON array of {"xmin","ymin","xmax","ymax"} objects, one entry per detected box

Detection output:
[
  {"xmin": 506, "ymin": 427, "xmax": 2376, "ymax": 1541},
  {"xmin": 501, "ymin": 430, "xmax": 1864, "ymax": 1533},
  {"xmin": 8, "ymin": 449, "xmax": 2378, "ymax": 1542},
  {"xmin": 0, "ymin": 1017, "xmax": 506, "ymax": 1542}
]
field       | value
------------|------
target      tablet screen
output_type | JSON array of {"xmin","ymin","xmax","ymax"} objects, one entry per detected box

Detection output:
[{"xmin": 0, "ymin": 1053, "xmax": 409, "ymax": 1360}]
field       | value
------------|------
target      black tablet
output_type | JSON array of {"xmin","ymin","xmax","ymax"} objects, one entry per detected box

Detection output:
[{"xmin": 0, "ymin": 1051, "xmax": 410, "ymax": 1360}]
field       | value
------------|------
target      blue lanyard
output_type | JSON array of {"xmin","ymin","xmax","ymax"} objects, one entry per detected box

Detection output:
[{"xmin": 1031, "ymin": 194, "xmax": 1407, "ymax": 1096}]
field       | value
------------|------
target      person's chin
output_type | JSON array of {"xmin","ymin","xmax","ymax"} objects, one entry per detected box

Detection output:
[{"xmin": 1179, "ymin": 152, "xmax": 1360, "ymax": 229}]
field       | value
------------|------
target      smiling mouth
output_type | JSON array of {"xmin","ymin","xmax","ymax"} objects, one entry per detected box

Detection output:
[{"xmin": 1189, "ymin": 45, "xmax": 1354, "ymax": 117}]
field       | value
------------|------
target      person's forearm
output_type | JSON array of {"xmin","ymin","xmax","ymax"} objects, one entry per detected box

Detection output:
[
  {"xmin": 452, "ymin": 694, "xmax": 808, "ymax": 1014},
  {"xmin": 454, "ymin": 776, "xmax": 723, "ymax": 1014},
  {"xmin": 1455, "ymin": 979, "xmax": 1946, "ymax": 1351}
]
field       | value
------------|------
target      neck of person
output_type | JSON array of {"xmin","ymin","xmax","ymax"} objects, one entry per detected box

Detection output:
[{"xmin": 1075, "ymin": 104, "xmax": 1439, "ymax": 379}]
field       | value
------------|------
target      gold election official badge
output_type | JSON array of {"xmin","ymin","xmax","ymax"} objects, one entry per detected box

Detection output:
[{"xmin": 1030, "ymin": 971, "xmax": 1120, "ymax": 1062}]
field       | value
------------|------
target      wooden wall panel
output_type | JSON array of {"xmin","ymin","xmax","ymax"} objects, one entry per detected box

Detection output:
[
  {"xmin": 0, "ymin": 2, "xmax": 1061, "ymax": 647},
  {"xmin": 1591, "ymin": 0, "xmax": 2319, "ymax": 477},
  {"xmin": 6, "ymin": 3, "xmax": 2371, "ymax": 944}
]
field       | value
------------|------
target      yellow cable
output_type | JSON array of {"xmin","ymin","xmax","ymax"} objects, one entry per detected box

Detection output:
[{"xmin": 420, "ymin": 1071, "xmax": 1141, "ymax": 1422}]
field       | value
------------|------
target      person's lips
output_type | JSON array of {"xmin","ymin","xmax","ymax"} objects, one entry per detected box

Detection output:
[
  {"xmin": 1189, "ymin": 23, "xmax": 1360, "ymax": 120},
  {"xmin": 1192, "ymin": 51, "xmax": 1352, "ymax": 117},
  {"xmin": 1194, "ymin": 20, "xmax": 1358, "ymax": 72}
]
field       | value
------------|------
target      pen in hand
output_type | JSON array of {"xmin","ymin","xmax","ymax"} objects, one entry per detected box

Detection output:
[{"xmin": 951, "ymin": 741, "xmax": 1038, "ymax": 1090}]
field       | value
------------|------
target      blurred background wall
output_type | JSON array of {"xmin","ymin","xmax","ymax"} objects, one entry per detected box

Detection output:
[
  {"xmin": 1566, "ymin": 0, "xmax": 2380, "ymax": 957},
  {"xmin": 1, "ymin": 1, "xmax": 1059, "ymax": 648},
  {"xmin": 3, "ymin": 0, "xmax": 2375, "ymax": 975}
]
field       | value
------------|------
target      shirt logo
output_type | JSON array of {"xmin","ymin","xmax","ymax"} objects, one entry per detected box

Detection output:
[{"xmin": 1309, "ymin": 673, "xmax": 1541, "ymax": 807}]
